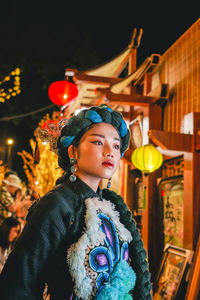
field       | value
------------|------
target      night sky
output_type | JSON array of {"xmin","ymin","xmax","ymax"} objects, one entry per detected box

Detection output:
[
  {"xmin": 0, "ymin": 1, "xmax": 199, "ymax": 179},
  {"xmin": 1, "ymin": 3, "xmax": 199, "ymax": 63}
]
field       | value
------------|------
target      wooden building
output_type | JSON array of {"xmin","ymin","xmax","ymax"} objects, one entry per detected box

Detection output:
[{"xmin": 151, "ymin": 18, "xmax": 200, "ymax": 298}]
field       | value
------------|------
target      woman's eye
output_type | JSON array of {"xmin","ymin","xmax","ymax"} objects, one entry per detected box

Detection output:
[
  {"xmin": 114, "ymin": 144, "xmax": 120, "ymax": 150},
  {"xmin": 91, "ymin": 140, "xmax": 103, "ymax": 145}
]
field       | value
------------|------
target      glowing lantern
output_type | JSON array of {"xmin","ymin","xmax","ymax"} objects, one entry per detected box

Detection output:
[
  {"xmin": 131, "ymin": 144, "xmax": 163, "ymax": 176},
  {"xmin": 48, "ymin": 80, "xmax": 78, "ymax": 106},
  {"xmin": 131, "ymin": 144, "xmax": 163, "ymax": 208}
]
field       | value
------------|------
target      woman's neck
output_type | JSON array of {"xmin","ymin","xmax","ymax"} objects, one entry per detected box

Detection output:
[{"xmin": 76, "ymin": 172, "xmax": 100, "ymax": 192}]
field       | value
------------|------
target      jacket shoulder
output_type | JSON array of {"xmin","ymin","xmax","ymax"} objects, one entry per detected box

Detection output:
[{"xmin": 27, "ymin": 183, "xmax": 79, "ymax": 221}]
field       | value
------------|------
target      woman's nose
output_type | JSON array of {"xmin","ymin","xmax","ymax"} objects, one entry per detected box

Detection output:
[{"xmin": 103, "ymin": 146, "xmax": 114, "ymax": 157}]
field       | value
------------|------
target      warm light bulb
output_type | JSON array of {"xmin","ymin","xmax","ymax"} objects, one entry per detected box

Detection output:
[
  {"xmin": 63, "ymin": 94, "xmax": 68, "ymax": 99},
  {"xmin": 15, "ymin": 68, "xmax": 20, "ymax": 75},
  {"xmin": 7, "ymin": 138, "xmax": 14, "ymax": 145}
]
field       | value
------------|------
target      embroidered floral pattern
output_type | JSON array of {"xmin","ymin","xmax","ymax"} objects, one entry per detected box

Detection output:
[
  {"xmin": 67, "ymin": 197, "xmax": 133, "ymax": 300},
  {"xmin": 88, "ymin": 213, "xmax": 131, "ymax": 296}
]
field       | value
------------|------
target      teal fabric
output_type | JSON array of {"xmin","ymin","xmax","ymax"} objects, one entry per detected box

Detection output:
[{"xmin": 96, "ymin": 259, "xmax": 136, "ymax": 299}]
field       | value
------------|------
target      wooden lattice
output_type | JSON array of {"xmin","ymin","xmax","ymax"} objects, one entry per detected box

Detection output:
[
  {"xmin": 158, "ymin": 19, "xmax": 200, "ymax": 133},
  {"xmin": 162, "ymin": 155, "xmax": 184, "ymax": 179}
]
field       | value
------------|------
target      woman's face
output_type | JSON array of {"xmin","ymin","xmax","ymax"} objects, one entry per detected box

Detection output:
[
  {"xmin": 73, "ymin": 123, "xmax": 121, "ymax": 188},
  {"xmin": 8, "ymin": 225, "xmax": 20, "ymax": 243}
]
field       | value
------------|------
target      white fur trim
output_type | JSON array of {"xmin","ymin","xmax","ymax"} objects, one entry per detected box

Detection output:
[
  {"xmin": 67, "ymin": 197, "xmax": 132, "ymax": 299},
  {"xmin": 87, "ymin": 197, "xmax": 133, "ymax": 243}
]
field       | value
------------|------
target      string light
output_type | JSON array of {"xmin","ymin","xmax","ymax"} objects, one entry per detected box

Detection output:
[{"xmin": 0, "ymin": 68, "xmax": 21, "ymax": 103}]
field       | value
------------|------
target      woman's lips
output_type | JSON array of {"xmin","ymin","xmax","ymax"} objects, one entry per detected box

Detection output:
[{"xmin": 102, "ymin": 161, "xmax": 114, "ymax": 168}]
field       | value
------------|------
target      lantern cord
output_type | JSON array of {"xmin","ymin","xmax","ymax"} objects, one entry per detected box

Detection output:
[
  {"xmin": 143, "ymin": 186, "xmax": 146, "ymax": 209},
  {"xmin": 0, "ymin": 104, "xmax": 55, "ymax": 121},
  {"xmin": 142, "ymin": 174, "xmax": 148, "ymax": 209}
]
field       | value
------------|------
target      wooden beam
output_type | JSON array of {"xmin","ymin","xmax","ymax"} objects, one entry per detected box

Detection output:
[
  {"xmin": 73, "ymin": 73, "xmax": 122, "ymax": 86},
  {"xmin": 148, "ymin": 129, "xmax": 193, "ymax": 152},
  {"xmin": 98, "ymin": 89, "xmax": 155, "ymax": 106},
  {"xmin": 65, "ymin": 68, "xmax": 78, "ymax": 76}
]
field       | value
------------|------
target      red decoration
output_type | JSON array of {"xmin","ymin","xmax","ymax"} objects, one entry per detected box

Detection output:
[
  {"xmin": 42, "ymin": 120, "xmax": 58, "ymax": 130},
  {"xmin": 48, "ymin": 80, "xmax": 78, "ymax": 106}
]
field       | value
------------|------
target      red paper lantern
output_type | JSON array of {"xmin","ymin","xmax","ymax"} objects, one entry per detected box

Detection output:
[{"xmin": 48, "ymin": 80, "xmax": 78, "ymax": 106}]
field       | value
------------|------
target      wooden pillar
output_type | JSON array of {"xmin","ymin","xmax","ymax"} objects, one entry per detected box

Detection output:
[
  {"xmin": 123, "ymin": 49, "xmax": 137, "ymax": 206},
  {"xmin": 128, "ymin": 49, "xmax": 137, "ymax": 76},
  {"xmin": 183, "ymin": 112, "xmax": 200, "ymax": 249},
  {"xmin": 142, "ymin": 103, "xmax": 163, "ymax": 280}
]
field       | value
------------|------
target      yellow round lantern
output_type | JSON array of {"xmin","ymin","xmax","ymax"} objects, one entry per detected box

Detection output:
[{"xmin": 131, "ymin": 144, "xmax": 163, "ymax": 176}]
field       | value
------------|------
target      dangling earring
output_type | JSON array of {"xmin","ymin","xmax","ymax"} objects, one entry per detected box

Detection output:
[
  {"xmin": 107, "ymin": 178, "xmax": 111, "ymax": 189},
  {"xmin": 69, "ymin": 158, "xmax": 77, "ymax": 182}
]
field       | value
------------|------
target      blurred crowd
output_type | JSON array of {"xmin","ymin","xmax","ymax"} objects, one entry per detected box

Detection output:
[{"xmin": 0, "ymin": 170, "xmax": 39, "ymax": 274}]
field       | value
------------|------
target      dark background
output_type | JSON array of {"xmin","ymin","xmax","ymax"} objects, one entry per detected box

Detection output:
[{"xmin": 0, "ymin": 1, "xmax": 199, "ymax": 180}]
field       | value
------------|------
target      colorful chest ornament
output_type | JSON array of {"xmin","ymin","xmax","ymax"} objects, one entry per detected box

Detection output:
[{"xmin": 67, "ymin": 198, "xmax": 136, "ymax": 299}]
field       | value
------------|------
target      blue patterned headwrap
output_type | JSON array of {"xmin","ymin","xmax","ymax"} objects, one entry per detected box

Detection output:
[{"xmin": 57, "ymin": 105, "xmax": 130, "ymax": 172}]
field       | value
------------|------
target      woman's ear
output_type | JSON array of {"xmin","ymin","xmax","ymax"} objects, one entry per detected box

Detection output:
[
  {"xmin": 68, "ymin": 145, "xmax": 78, "ymax": 161},
  {"xmin": 68, "ymin": 145, "xmax": 73, "ymax": 159}
]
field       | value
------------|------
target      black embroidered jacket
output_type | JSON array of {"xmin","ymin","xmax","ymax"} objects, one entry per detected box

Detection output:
[{"xmin": 0, "ymin": 177, "xmax": 152, "ymax": 299}]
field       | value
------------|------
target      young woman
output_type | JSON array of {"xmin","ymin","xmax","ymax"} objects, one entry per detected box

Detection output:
[
  {"xmin": 0, "ymin": 217, "xmax": 21, "ymax": 273},
  {"xmin": 0, "ymin": 106, "xmax": 152, "ymax": 299}
]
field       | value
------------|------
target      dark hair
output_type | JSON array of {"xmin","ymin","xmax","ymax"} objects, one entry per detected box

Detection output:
[
  {"xmin": 57, "ymin": 106, "xmax": 130, "ymax": 174},
  {"xmin": 0, "ymin": 217, "xmax": 21, "ymax": 250}
]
